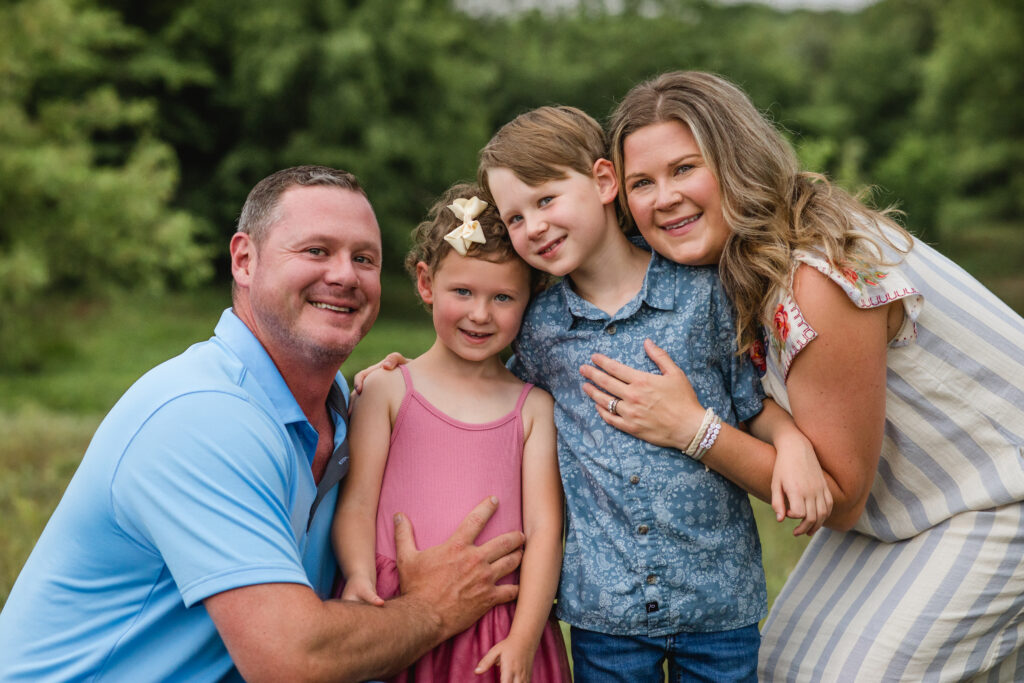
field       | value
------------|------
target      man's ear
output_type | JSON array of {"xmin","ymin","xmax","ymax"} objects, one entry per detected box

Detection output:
[
  {"xmin": 230, "ymin": 232, "xmax": 255, "ymax": 288},
  {"xmin": 415, "ymin": 261, "xmax": 434, "ymax": 305},
  {"xmin": 592, "ymin": 158, "xmax": 619, "ymax": 205}
]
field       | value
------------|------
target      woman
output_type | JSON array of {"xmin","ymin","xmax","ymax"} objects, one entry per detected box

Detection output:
[{"xmin": 579, "ymin": 70, "xmax": 1024, "ymax": 680}]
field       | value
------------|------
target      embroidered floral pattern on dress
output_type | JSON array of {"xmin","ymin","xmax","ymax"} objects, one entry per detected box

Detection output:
[
  {"xmin": 839, "ymin": 258, "xmax": 889, "ymax": 290},
  {"xmin": 762, "ymin": 250, "xmax": 924, "ymax": 383},
  {"xmin": 772, "ymin": 304, "xmax": 790, "ymax": 341},
  {"xmin": 749, "ymin": 339, "xmax": 767, "ymax": 375}
]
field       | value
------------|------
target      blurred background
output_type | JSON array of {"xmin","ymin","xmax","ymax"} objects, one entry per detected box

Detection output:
[{"xmin": 2, "ymin": 0, "xmax": 1022, "ymax": 605}]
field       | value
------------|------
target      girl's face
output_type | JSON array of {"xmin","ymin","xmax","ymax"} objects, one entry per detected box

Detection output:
[
  {"xmin": 416, "ymin": 251, "xmax": 532, "ymax": 363},
  {"xmin": 622, "ymin": 120, "xmax": 730, "ymax": 266}
]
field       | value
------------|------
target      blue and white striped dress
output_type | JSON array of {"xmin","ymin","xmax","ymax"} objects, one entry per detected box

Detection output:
[{"xmin": 757, "ymin": 236, "xmax": 1024, "ymax": 682}]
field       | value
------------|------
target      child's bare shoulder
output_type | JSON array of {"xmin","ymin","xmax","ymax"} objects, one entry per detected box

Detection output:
[
  {"xmin": 354, "ymin": 364, "xmax": 407, "ymax": 407},
  {"xmin": 522, "ymin": 384, "xmax": 555, "ymax": 420}
]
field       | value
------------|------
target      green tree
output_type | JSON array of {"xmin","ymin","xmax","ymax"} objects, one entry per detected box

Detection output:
[
  {"xmin": 0, "ymin": 0, "xmax": 210, "ymax": 370},
  {"xmin": 914, "ymin": 0, "xmax": 1024, "ymax": 234}
]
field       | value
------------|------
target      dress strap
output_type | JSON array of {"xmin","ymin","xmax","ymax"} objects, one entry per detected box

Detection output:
[
  {"xmin": 398, "ymin": 363, "xmax": 414, "ymax": 391},
  {"xmin": 514, "ymin": 381, "xmax": 534, "ymax": 415}
]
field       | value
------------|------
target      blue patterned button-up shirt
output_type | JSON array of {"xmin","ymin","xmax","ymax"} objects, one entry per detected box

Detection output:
[{"xmin": 510, "ymin": 250, "xmax": 767, "ymax": 636}]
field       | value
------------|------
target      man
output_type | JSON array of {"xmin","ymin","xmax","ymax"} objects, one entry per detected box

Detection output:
[{"xmin": 0, "ymin": 166, "xmax": 524, "ymax": 682}]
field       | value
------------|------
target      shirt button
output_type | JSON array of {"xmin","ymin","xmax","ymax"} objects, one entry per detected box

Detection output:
[
  {"xmin": 646, "ymin": 573, "xmax": 657, "ymax": 584},
  {"xmin": 629, "ymin": 475, "xmax": 640, "ymax": 485},
  {"xmin": 605, "ymin": 324, "xmax": 617, "ymax": 335},
  {"xmin": 637, "ymin": 524, "xmax": 649, "ymax": 535}
]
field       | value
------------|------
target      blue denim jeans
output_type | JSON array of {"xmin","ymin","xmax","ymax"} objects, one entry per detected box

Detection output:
[{"xmin": 570, "ymin": 624, "xmax": 760, "ymax": 682}]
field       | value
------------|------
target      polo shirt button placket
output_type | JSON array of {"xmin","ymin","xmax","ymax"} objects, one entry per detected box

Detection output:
[{"xmin": 605, "ymin": 323, "xmax": 617, "ymax": 335}]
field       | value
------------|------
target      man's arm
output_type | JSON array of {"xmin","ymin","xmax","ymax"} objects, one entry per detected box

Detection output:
[{"xmin": 206, "ymin": 496, "xmax": 524, "ymax": 683}]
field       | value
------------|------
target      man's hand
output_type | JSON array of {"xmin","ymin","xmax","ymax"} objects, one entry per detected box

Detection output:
[
  {"xmin": 394, "ymin": 496, "xmax": 524, "ymax": 641},
  {"xmin": 353, "ymin": 352, "xmax": 408, "ymax": 395}
]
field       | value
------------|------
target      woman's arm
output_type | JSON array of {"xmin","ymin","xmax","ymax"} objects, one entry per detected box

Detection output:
[
  {"xmin": 475, "ymin": 389, "xmax": 564, "ymax": 682},
  {"xmin": 333, "ymin": 371, "xmax": 403, "ymax": 605},
  {"xmin": 785, "ymin": 264, "xmax": 889, "ymax": 530},
  {"xmin": 746, "ymin": 399, "xmax": 833, "ymax": 535},
  {"xmin": 579, "ymin": 265, "xmax": 890, "ymax": 531},
  {"xmin": 579, "ymin": 340, "xmax": 781, "ymax": 499},
  {"xmin": 579, "ymin": 340, "xmax": 832, "ymax": 534}
]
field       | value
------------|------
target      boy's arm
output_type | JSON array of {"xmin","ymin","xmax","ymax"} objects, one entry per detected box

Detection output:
[
  {"xmin": 747, "ymin": 399, "xmax": 834, "ymax": 535},
  {"xmin": 475, "ymin": 388, "xmax": 564, "ymax": 681},
  {"xmin": 333, "ymin": 371, "xmax": 401, "ymax": 605}
]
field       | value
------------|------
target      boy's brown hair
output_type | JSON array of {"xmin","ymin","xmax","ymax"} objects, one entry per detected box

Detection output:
[{"xmin": 477, "ymin": 105, "xmax": 607, "ymax": 193}]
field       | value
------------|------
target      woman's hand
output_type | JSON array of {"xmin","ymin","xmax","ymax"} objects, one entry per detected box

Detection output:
[
  {"xmin": 579, "ymin": 338, "xmax": 705, "ymax": 450},
  {"xmin": 352, "ymin": 352, "xmax": 409, "ymax": 394}
]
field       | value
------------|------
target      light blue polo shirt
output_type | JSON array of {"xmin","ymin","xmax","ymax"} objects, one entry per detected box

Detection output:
[{"xmin": 0, "ymin": 309, "xmax": 349, "ymax": 681}]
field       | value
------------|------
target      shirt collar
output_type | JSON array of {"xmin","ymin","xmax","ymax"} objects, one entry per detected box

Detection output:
[
  {"xmin": 214, "ymin": 309, "xmax": 349, "ymax": 436},
  {"xmin": 555, "ymin": 246, "xmax": 677, "ymax": 327}
]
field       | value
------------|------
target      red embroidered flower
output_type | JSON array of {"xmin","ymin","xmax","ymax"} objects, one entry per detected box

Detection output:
[
  {"xmin": 773, "ymin": 304, "xmax": 790, "ymax": 340},
  {"xmin": 841, "ymin": 267, "xmax": 859, "ymax": 286},
  {"xmin": 749, "ymin": 339, "xmax": 767, "ymax": 373},
  {"xmin": 864, "ymin": 270, "xmax": 887, "ymax": 286}
]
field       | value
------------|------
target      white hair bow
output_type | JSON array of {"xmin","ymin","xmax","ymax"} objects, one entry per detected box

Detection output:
[{"xmin": 444, "ymin": 196, "xmax": 488, "ymax": 256}]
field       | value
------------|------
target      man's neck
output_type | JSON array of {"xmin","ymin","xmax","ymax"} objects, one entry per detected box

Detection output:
[{"xmin": 272, "ymin": 354, "xmax": 342, "ymax": 425}]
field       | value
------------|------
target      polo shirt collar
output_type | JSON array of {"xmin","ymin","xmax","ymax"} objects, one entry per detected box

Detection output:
[{"xmin": 214, "ymin": 309, "xmax": 349, "ymax": 431}]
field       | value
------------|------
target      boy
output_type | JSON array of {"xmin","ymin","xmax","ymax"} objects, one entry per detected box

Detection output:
[{"xmin": 478, "ymin": 106, "xmax": 821, "ymax": 681}]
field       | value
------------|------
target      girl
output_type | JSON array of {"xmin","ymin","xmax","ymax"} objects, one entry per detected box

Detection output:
[
  {"xmin": 334, "ymin": 184, "xmax": 571, "ymax": 683},
  {"xmin": 580, "ymin": 70, "xmax": 1024, "ymax": 680}
]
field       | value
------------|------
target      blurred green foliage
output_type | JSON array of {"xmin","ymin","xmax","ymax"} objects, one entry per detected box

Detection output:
[{"xmin": 2, "ymin": 0, "xmax": 1022, "ymax": 370}]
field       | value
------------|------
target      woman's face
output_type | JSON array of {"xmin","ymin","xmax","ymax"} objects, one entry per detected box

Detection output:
[{"xmin": 622, "ymin": 120, "xmax": 730, "ymax": 266}]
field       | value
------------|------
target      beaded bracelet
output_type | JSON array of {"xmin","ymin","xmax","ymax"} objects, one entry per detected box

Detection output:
[
  {"xmin": 693, "ymin": 416, "xmax": 722, "ymax": 461},
  {"xmin": 683, "ymin": 407, "xmax": 717, "ymax": 459}
]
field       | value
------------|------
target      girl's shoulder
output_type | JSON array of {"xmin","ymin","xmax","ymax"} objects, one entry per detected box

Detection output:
[
  {"xmin": 522, "ymin": 383, "xmax": 554, "ymax": 415},
  {"xmin": 355, "ymin": 361, "xmax": 409, "ymax": 407}
]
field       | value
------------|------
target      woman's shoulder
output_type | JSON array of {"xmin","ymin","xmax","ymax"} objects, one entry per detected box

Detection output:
[
  {"xmin": 793, "ymin": 248, "xmax": 922, "ymax": 315},
  {"xmin": 764, "ymin": 251, "xmax": 924, "ymax": 381}
]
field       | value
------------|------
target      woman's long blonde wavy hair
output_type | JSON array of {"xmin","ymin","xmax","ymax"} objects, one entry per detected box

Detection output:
[{"xmin": 609, "ymin": 71, "xmax": 912, "ymax": 353}]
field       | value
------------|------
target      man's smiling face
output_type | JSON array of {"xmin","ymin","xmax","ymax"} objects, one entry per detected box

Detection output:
[{"xmin": 242, "ymin": 184, "xmax": 382, "ymax": 367}]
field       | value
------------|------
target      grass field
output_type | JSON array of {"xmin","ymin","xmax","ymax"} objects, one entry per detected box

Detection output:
[{"xmin": 3, "ymin": 223, "xmax": 1021, "ymax": 610}]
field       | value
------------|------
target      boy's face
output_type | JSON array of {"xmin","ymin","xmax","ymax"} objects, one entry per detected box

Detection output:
[{"xmin": 488, "ymin": 161, "xmax": 618, "ymax": 278}]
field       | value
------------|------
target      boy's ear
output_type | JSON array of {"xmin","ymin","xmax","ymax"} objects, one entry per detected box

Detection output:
[
  {"xmin": 415, "ymin": 261, "xmax": 434, "ymax": 305},
  {"xmin": 592, "ymin": 158, "xmax": 618, "ymax": 205}
]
